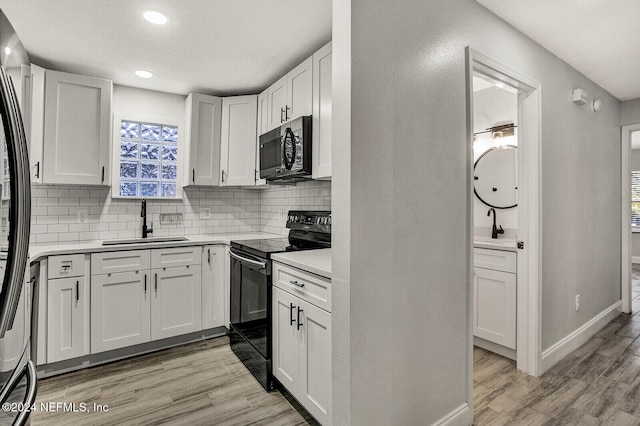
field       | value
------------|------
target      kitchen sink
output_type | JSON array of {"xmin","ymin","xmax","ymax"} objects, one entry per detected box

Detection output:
[{"xmin": 102, "ymin": 236, "xmax": 189, "ymax": 246}]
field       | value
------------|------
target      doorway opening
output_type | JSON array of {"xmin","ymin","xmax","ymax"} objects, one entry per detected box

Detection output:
[
  {"xmin": 621, "ymin": 125, "xmax": 640, "ymax": 314},
  {"xmin": 466, "ymin": 48, "xmax": 542, "ymax": 397}
]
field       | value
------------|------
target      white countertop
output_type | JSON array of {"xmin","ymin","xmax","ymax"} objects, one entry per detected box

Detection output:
[
  {"xmin": 271, "ymin": 249, "xmax": 331, "ymax": 279},
  {"xmin": 473, "ymin": 236, "xmax": 517, "ymax": 252},
  {"xmin": 28, "ymin": 232, "xmax": 282, "ymax": 263}
]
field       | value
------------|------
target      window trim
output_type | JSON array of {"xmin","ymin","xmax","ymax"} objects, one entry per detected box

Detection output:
[{"xmin": 111, "ymin": 113, "xmax": 185, "ymax": 200}]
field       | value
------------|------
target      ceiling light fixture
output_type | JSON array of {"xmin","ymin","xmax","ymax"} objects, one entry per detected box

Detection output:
[
  {"xmin": 135, "ymin": 69, "xmax": 153, "ymax": 79},
  {"xmin": 4, "ymin": 47, "xmax": 10, "ymax": 55},
  {"xmin": 143, "ymin": 10, "xmax": 168, "ymax": 25}
]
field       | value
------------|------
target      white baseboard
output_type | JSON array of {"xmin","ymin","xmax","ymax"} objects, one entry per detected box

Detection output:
[
  {"xmin": 474, "ymin": 336, "xmax": 516, "ymax": 361},
  {"xmin": 432, "ymin": 403, "xmax": 472, "ymax": 426},
  {"xmin": 632, "ymin": 256, "xmax": 640, "ymax": 265},
  {"xmin": 541, "ymin": 301, "xmax": 622, "ymax": 373}
]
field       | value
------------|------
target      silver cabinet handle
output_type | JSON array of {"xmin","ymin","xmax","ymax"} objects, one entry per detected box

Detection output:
[
  {"xmin": 61, "ymin": 264, "xmax": 71, "ymax": 271},
  {"xmin": 290, "ymin": 280, "xmax": 305, "ymax": 288},
  {"xmin": 76, "ymin": 281, "xmax": 79, "ymax": 302},
  {"xmin": 207, "ymin": 248, "xmax": 211, "ymax": 264},
  {"xmin": 144, "ymin": 274, "xmax": 147, "ymax": 294},
  {"xmin": 155, "ymin": 273, "xmax": 158, "ymax": 293}
]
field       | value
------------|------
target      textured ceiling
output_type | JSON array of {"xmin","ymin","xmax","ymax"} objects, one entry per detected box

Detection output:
[
  {"xmin": 0, "ymin": 0, "xmax": 331, "ymax": 96},
  {"xmin": 477, "ymin": 0, "xmax": 640, "ymax": 101}
]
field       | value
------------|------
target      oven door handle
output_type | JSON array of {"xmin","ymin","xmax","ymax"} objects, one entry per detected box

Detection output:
[{"xmin": 229, "ymin": 250, "xmax": 267, "ymax": 269}]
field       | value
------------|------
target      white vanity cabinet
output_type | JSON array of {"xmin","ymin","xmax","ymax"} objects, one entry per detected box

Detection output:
[
  {"xmin": 272, "ymin": 261, "xmax": 331, "ymax": 425},
  {"xmin": 312, "ymin": 42, "xmax": 332, "ymax": 180},
  {"xmin": 30, "ymin": 65, "xmax": 112, "ymax": 185},
  {"xmin": 473, "ymin": 248, "xmax": 517, "ymax": 351},
  {"xmin": 266, "ymin": 57, "xmax": 313, "ymax": 131},
  {"xmin": 185, "ymin": 93, "xmax": 223, "ymax": 186},
  {"xmin": 201, "ymin": 245, "xmax": 226, "ymax": 329},
  {"xmin": 219, "ymin": 95, "xmax": 258, "ymax": 186},
  {"xmin": 46, "ymin": 254, "xmax": 90, "ymax": 363}
]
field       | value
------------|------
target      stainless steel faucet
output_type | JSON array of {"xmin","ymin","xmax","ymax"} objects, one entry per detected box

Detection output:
[
  {"xmin": 141, "ymin": 199, "xmax": 153, "ymax": 238},
  {"xmin": 487, "ymin": 208, "xmax": 504, "ymax": 239}
]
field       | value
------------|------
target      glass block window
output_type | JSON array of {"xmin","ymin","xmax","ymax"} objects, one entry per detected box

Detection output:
[{"xmin": 118, "ymin": 120, "xmax": 178, "ymax": 198}]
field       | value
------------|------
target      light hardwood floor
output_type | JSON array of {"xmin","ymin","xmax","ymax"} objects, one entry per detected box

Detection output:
[
  {"xmin": 31, "ymin": 337, "xmax": 318, "ymax": 426},
  {"xmin": 32, "ymin": 268, "xmax": 640, "ymax": 425}
]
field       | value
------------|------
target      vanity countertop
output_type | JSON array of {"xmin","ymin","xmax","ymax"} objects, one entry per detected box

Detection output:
[{"xmin": 473, "ymin": 237, "xmax": 517, "ymax": 252}]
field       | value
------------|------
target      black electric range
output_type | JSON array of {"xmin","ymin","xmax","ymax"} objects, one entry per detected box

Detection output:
[{"xmin": 228, "ymin": 211, "xmax": 331, "ymax": 390}]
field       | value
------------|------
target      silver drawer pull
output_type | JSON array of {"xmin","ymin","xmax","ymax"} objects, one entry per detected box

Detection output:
[
  {"xmin": 61, "ymin": 264, "xmax": 71, "ymax": 270},
  {"xmin": 290, "ymin": 280, "xmax": 305, "ymax": 288}
]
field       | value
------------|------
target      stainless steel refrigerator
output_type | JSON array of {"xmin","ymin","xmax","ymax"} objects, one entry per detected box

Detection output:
[{"xmin": 0, "ymin": 9, "xmax": 35, "ymax": 426}]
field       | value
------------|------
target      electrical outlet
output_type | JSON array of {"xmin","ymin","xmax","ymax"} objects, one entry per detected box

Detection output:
[
  {"xmin": 575, "ymin": 294, "xmax": 581, "ymax": 311},
  {"xmin": 77, "ymin": 209, "xmax": 88, "ymax": 223},
  {"xmin": 199, "ymin": 208, "xmax": 211, "ymax": 219}
]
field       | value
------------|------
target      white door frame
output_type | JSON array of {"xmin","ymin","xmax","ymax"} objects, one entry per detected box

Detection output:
[
  {"xmin": 622, "ymin": 124, "xmax": 640, "ymax": 313},
  {"xmin": 466, "ymin": 48, "xmax": 542, "ymax": 379}
]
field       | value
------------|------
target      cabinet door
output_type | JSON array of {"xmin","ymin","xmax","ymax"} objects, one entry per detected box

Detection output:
[
  {"xmin": 255, "ymin": 89, "xmax": 268, "ymax": 186},
  {"xmin": 272, "ymin": 286, "xmax": 300, "ymax": 392},
  {"xmin": 47, "ymin": 276, "xmax": 89, "ymax": 363},
  {"xmin": 186, "ymin": 93, "xmax": 222, "ymax": 186},
  {"xmin": 151, "ymin": 265, "xmax": 202, "ymax": 340},
  {"xmin": 299, "ymin": 299, "xmax": 332, "ymax": 425},
  {"xmin": 267, "ymin": 76, "xmax": 287, "ymax": 130},
  {"xmin": 91, "ymin": 270, "xmax": 150, "ymax": 353},
  {"xmin": 219, "ymin": 95, "xmax": 258, "ymax": 186},
  {"xmin": 473, "ymin": 267, "xmax": 516, "ymax": 349},
  {"xmin": 286, "ymin": 56, "xmax": 313, "ymax": 121},
  {"xmin": 43, "ymin": 69, "xmax": 112, "ymax": 185},
  {"xmin": 312, "ymin": 42, "xmax": 332, "ymax": 179},
  {"xmin": 201, "ymin": 245, "xmax": 225, "ymax": 329}
]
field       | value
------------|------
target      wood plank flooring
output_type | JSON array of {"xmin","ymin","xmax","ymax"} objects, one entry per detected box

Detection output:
[
  {"xmin": 31, "ymin": 267, "xmax": 640, "ymax": 425},
  {"xmin": 474, "ymin": 265, "xmax": 640, "ymax": 425},
  {"xmin": 31, "ymin": 337, "xmax": 318, "ymax": 426}
]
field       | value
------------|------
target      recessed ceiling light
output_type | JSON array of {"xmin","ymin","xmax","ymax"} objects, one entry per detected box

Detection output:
[
  {"xmin": 4, "ymin": 47, "xmax": 10, "ymax": 55},
  {"xmin": 143, "ymin": 10, "xmax": 168, "ymax": 25},
  {"xmin": 135, "ymin": 70, "xmax": 153, "ymax": 79}
]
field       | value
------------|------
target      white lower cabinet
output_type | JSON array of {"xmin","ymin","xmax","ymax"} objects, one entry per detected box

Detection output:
[
  {"xmin": 473, "ymin": 248, "xmax": 517, "ymax": 350},
  {"xmin": 151, "ymin": 265, "xmax": 201, "ymax": 340},
  {"xmin": 47, "ymin": 276, "xmax": 89, "ymax": 363},
  {"xmin": 91, "ymin": 270, "xmax": 150, "ymax": 353},
  {"xmin": 272, "ymin": 265, "xmax": 332, "ymax": 425},
  {"xmin": 201, "ymin": 245, "xmax": 225, "ymax": 329}
]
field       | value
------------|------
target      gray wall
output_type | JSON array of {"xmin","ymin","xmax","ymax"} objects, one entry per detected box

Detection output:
[
  {"xmin": 335, "ymin": 0, "xmax": 622, "ymax": 423},
  {"xmin": 622, "ymin": 98, "xmax": 640, "ymax": 126}
]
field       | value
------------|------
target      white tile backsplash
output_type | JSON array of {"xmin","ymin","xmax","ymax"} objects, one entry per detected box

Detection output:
[
  {"xmin": 29, "ymin": 180, "xmax": 331, "ymax": 243},
  {"xmin": 260, "ymin": 180, "xmax": 332, "ymax": 236}
]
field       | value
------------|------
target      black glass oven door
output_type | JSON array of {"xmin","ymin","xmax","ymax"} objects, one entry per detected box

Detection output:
[{"xmin": 229, "ymin": 249, "xmax": 269, "ymax": 358}]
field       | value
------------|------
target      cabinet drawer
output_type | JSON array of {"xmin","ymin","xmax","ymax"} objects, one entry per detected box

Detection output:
[
  {"xmin": 48, "ymin": 254, "xmax": 85, "ymax": 279},
  {"xmin": 273, "ymin": 262, "xmax": 331, "ymax": 313},
  {"xmin": 92, "ymin": 250, "xmax": 150, "ymax": 275},
  {"xmin": 473, "ymin": 248, "xmax": 516, "ymax": 273},
  {"xmin": 151, "ymin": 247, "xmax": 201, "ymax": 269}
]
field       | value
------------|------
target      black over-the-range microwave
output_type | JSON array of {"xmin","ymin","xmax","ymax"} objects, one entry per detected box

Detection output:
[{"xmin": 259, "ymin": 115, "xmax": 312, "ymax": 182}]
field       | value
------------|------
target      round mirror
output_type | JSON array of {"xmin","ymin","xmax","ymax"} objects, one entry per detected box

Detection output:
[{"xmin": 474, "ymin": 145, "xmax": 517, "ymax": 209}]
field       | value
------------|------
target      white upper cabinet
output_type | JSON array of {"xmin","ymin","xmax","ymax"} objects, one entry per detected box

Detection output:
[
  {"xmin": 266, "ymin": 56, "xmax": 313, "ymax": 131},
  {"xmin": 31, "ymin": 66, "xmax": 112, "ymax": 185},
  {"xmin": 185, "ymin": 93, "xmax": 222, "ymax": 186},
  {"xmin": 286, "ymin": 57, "xmax": 313, "ymax": 121},
  {"xmin": 220, "ymin": 95, "xmax": 258, "ymax": 186},
  {"xmin": 267, "ymin": 76, "xmax": 287, "ymax": 131},
  {"xmin": 312, "ymin": 42, "xmax": 332, "ymax": 180}
]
